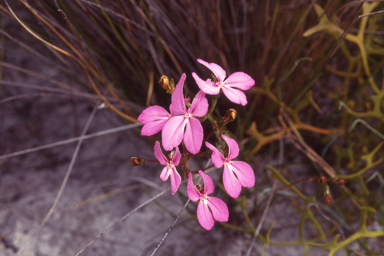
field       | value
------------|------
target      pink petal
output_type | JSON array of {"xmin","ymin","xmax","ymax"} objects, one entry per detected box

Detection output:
[
  {"xmin": 225, "ymin": 72, "xmax": 255, "ymax": 91},
  {"xmin": 199, "ymin": 170, "xmax": 215, "ymax": 195},
  {"xmin": 229, "ymin": 161, "xmax": 255, "ymax": 188},
  {"xmin": 154, "ymin": 141, "xmax": 168, "ymax": 165},
  {"xmin": 159, "ymin": 166, "xmax": 170, "ymax": 181},
  {"xmin": 138, "ymin": 105, "xmax": 170, "ymax": 136},
  {"xmin": 221, "ymin": 86, "xmax": 248, "ymax": 106},
  {"xmin": 137, "ymin": 105, "xmax": 170, "ymax": 124},
  {"xmin": 207, "ymin": 197, "xmax": 229, "ymax": 222},
  {"xmin": 221, "ymin": 135, "xmax": 239, "ymax": 160},
  {"xmin": 189, "ymin": 90, "xmax": 208, "ymax": 117},
  {"xmin": 187, "ymin": 173, "xmax": 200, "ymax": 202},
  {"xmin": 162, "ymin": 116, "xmax": 187, "ymax": 151},
  {"xmin": 197, "ymin": 200, "xmax": 215, "ymax": 230},
  {"xmin": 172, "ymin": 146, "xmax": 181, "ymax": 166},
  {"xmin": 140, "ymin": 119, "xmax": 168, "ymax": 136},
  {"xmin": 192, "ymin": 72, "xmax": 221, "ymax": 95},
  {"xmin": 170, "ymin": 74, "xmax": 187, "ymax": 116},
  {"xmin": 169, "ymin": 167, "xmax": 181, "ymax": 194},
  {"xmin": 183, "ymin": 117, "xmax": 203, "ymax": 154},
  {"xmin": 223, "ymin": 165, "xmax": 242, "ymax": 198},
  {"xmin": 205, "ymin": 142, "xmax": 225, "ymax": 168},
  {"xmin": 197, "ymin": 59, "xmax": 226, "ymax": 82}
]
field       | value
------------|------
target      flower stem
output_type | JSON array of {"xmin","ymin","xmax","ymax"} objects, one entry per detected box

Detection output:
[
  {"xmin": 219, "ymin": 222, "xmax": 254, "ymax": 234},
  {"xmin": 188, "ymin": 164, "xmax": 215, "ymax": 174},
  {"xmin": 207, "ymin": 114, "xmax": 225, "ymax": 132},
  {"xmin": 208, "ymin": 94, "xmax": 220, "ymax": 115},
  {"xmin": 241, "ymin": 196, "xmax": 256, "ymax": 232},
  {"xmin": 202, "ymin": 129, "xmax": 217, "ymax": 144},
  {"xmin": 200, "ymin": 94, "xmax": 220, "ymax": 122}
]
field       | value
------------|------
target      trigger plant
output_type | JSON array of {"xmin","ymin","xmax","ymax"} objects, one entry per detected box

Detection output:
[{"xmin": 132, "ymin": 59, "xmax": 256, "ymax": 230}]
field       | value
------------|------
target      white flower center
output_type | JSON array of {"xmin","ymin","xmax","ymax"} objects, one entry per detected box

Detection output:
[
  {"xmin": 216, "ymin": 81, "xmax": 226, "ymax": 88},
  {"xmin": 185, "ymin": 113, "xmax": 193, "ymax": 118}
]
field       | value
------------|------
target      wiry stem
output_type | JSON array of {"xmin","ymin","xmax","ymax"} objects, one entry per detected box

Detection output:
[
  {"xmin": 75, "ymin": 188, "xmax": 170, "ymax": 256},
  {"xmin": 18, "ymin": 103, "xmax": 99, "ymax": 254},
  {"xmin": 150, "ymin": 199, "xmax": 191, "ymax": 256}
]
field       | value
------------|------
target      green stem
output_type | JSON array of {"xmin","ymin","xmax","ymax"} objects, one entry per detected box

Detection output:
[
  {"xmin": 188, "ymin": 164, "xmax": 215, "ymax": 174},
  {"xmin": 219, "ymin": 222, "xmax": 254, "ymax": 234},
  {"xmin": 209, "ymin": 94, "xmax": 219, "ymax": 115},
  {"xmin": 241, "ymin": 196, "xmax": 256, "ymax": 232},
  {"xmin": 202, "ymin": 129, "xmax": 217, "ymax": 144},
  {"xmin": 207, "ymin": 114, "xmax": 225, "ymax": 133},
  {"xmin": 200, "ymin": 94, "xmax": 220, "ymax": 122}
]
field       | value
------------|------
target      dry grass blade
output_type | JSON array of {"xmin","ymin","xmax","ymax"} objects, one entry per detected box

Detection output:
[
  {"xmin": 146, "ymin": 71, "xmax": 154, "ymax": 107},
  {"xmin": 75, "ymin": 188, "xmax": 170, "ymax": 256},
  {"xmin": 0, "ymin": 92, "xmax": 85, "ymax": 104},
  {"xmin": 246, "ymin": 138, "xmax": 283, "ymax": 255},
  {"xmin": 0, "ymin": 61, "xmax": 79, "ymax": 92},
  {"xmin": 5, "ymin": 0, "xmax": 138, "ymax": 123},
  {"xmin": 245, "ymin": 180, "xmax": 277, "ymax": 256},
  {"xmin": 150, "ymin": 160, "xmax": 214, "ymax": 254},
  {"xmin": 330, "ymin": 1, "xmax": 384, "ymax": 57},
  {"xmin": 269, "ymin": 0, "xmax": 317, "ymax": 77},
  {"xmin": 0, "ymin": 29, "xmax": 50, "ymax": 62},
  {"xmin": 150, "ymin": 198, "xmax": 191, "ymax": 256},
  {"xmin": 0, "ymin": 80, "xmax": 117, "ymax": 102},
  {"xmin": 279, "ymin": 112, "xmax": 338, "ymax": 179},
  {"xmin": 77, "ymin": 0, "xmax": 150, "ymax": 32},
  {"xmin": 308, "ymin": 203, "xmax": 345, "ymax": 240},
  {"xmin": 17, "ymin": 103, "xmax": 99, "ymax": 254},
  {"xmin": 0, "ymin": 123, "xmax": 142, "ymax": 161},
  {"xmin": 280, "ymin": 112, "xmax": 363, "ymax": 210}
]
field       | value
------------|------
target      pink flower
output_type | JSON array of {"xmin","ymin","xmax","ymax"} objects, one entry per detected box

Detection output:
[
  {"xmin": 187, "ymin": 171, "xmax": 229, "ymax": 230},
  {"xmin": 154, "ymin": 141, "xmax": 182, "ymax": 194},
  {"xmin": 205, "ymin": 135, "xmax": 255, "ymax": 198},
  {"xmin": 138, "ymin": 106, "xmax": 171, "ymax": 136},
  {"xmin": 192, "ymin": 59, "xmax": 255, "ymax": 106},
  {"xmin": 162, "ymin": 74, "xmax": 208, "ymax": 154}
]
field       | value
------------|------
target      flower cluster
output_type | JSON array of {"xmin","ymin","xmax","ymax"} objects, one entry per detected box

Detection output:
[{"xmin": 136, "ymin": 59, "xmax": 255, "ymax": 230}]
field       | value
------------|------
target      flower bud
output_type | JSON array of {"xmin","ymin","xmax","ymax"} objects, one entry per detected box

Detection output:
[
  {"xmin": 335, "ymin": 178, "xmax": 346, "ymax": 185},
  {"xmin": 130, "ymin": 157, "xmax": 146, "ymax": 166},
  {"xmin": 323, "ymin": 185, "xmax": 333, "ymax": 205},
  {"xmin": 158, "ymin": 75, "xmax": 174, "ymax": 93},
  {"xmin": 184, "ymin": 97, "xmax": 191, "ymax": 105},
  {"xmin": 324, "ymin": 193, "xmax": 333, "ymax": 205},
  {"xmin": 319, "ymin": 175, "xmax": 327, "ymax": 183},
  {"xmin": 223, "ymin": 109, "xmax": 237, "ymax": 123}
]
